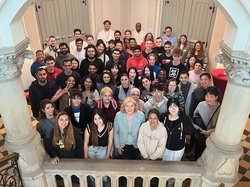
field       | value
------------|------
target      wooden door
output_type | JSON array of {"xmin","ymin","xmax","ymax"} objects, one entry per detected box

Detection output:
[{"xmin": 34, "ymin": 0, "xmax": 90, "ymax": 49}]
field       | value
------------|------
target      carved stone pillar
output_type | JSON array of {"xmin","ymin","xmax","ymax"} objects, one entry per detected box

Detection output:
[
  {"xmin": 200, "ymin": 41, "xmax": 250, "ymax": 187},
  {"xmin": 0, "ymin": 38, "xmax": 48, "ymax": 187}
]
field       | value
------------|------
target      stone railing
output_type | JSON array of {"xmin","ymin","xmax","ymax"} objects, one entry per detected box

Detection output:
[{"xmin": 44, "ymin": 159, "xmax": 202, "ymax": 187}]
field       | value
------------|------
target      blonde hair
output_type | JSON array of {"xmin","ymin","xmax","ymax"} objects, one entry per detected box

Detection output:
[
  {"xmin": 100, "ymin": 87, "xmax": 113, "ymax": 99},
  {"xmin": 120, "ymin": 96, "xmax": 139, "ymax": 113}
]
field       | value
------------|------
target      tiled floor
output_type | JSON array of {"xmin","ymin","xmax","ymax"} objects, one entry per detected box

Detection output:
[{"xmin": 0, "ymin": 112, "xmax": 249, "ymax": 186}]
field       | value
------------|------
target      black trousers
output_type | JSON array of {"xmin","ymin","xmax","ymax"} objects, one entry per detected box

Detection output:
[
  {"xmin": 119, "ymin": 145, "xmax": 140, "ymax": 160},
  {"xmin": 194, "ymin": 137, "xmax": 206, "ymax": 160}
]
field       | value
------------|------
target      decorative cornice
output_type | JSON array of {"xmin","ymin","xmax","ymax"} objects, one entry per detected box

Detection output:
[
  {"xmin": 0, "ymin": 38, "xmax": 33, "ymax": 81},
  {"xmin": 216, "ymin": 41, "xmax": 250, "ymax": 87}
]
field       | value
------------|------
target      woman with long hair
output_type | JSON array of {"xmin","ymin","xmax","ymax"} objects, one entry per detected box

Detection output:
[
  {"xmin": 140, "ymin": 76, "xmax": 152, "ymax": 102},
  {"xmin": 96, "ymin": 39, "xmax": 110, "ymax": 66},
  {"xmin": 140, "ymin": 32, "xmax": 156, "ymax": 50},
  {"xmin": 127, "ymin": 67, "xmax": 139, "ymax": 88},
  {"xmin": 174, "ymin": 34, "xmax": 190, "ymax": 64},
  {"xmin": 36, "ymin": 99, "xmax": 57, "ymax": 139},
  {"xmin": 97, "ymin": 71, "xmax": 117, "ymax": 93}
]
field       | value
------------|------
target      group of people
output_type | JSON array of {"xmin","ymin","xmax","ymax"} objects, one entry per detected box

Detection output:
[{"xmin": 31, "ymin": 20, "xmax": 221, "ymax": 173}]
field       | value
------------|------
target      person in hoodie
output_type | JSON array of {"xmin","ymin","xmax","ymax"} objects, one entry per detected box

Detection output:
[{"xmin": 126, "ymin": 45, "xmax": 148, "ymax": 76}]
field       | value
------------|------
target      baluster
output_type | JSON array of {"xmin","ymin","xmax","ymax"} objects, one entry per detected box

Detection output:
[
  {"xmin": 79, "ymin": 175, "xmax": 88, "ymax": 187},
  {"xmin": 126, "ymin": 176, "xmax": 134, "ymax": 187},
  {"xmin": 63, "ymin": 175, "xmax": 73, "ymax": 187},
  {"xmin": 174, "ymin": 178, "xmax": 183, "ymax": 187},
  {"xmin": 95, "ymin": 176, "xmax": 103, "ymax": 187},
  {"xmin": 142, "ymin": 177, "xmax": 151, "ymax": 187},
  {"xmin": 158, "ymin": 177, "xmax": 166, "ymax": 187},
  {"xmin": 110, "ymin": 176, "xmax": 119, "ymax": 187},
  {"xmin": 190, "ymin": 176, "xmax": 202, "ymax": 187},
  {"xmin": 45, "ymin": 174, "xmax": 57, "ymax": 187}
]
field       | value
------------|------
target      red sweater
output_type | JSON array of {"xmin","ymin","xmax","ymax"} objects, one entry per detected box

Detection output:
[{"xmin": 126, "ymin": 55, "xmax": 148, "ymax": 75}]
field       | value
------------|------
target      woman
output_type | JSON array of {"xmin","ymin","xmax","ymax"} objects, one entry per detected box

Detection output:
[
  {"xmin": 188, "ymin": 60, "xmax": 204, "ymax": 85},
  {"xmin": 84, "ymin": 109, "xmax": 113, "ymax": 159},
  {"xmin": 186, "ymin": 41, "xmax": 208, "ymax": 69},
  {"xmin": 142, "ymin": 65, "xmax": 155, "ymax": 82},
  {"xmin": 123, "ymin": 29, "xmax": 132, "ymax": 49},
  {"xmin": 140, "ymin": 32, "xmax": 156, "ymax": 50},
  {"xmin": 43, "ymin": 111, "xmax": 84, "ymax": 166},
  {"xmin": 113, "ymin": 73, "xmax": 133, "ymax": 103},
  {"xmin": 114, "ymin": 97, "xmax": 145, "ymax": 159},
  {"xmin": 96, "ymin": 39, "xmax": 110, "ymax": 66},
  {"xmin": 138, "ymin": 108, "xmax": 167, "ymax": 160},
  {"xmin": 51, "ymin": 75, "xmax": 78, "ymax": 111},
  {"xmin": 165, "ymin": 79, "xmax": 185, "ymax": 112},
  {"xmin": 186, "ymin": 55, "xmax": 197, "ymax": 71},
  {"xmin": 36, "ymin": 99, "xmax": 57, "ymax": 139},
  {"xmin": 130, "ymin": 87, "xmax": 144, "ymax": 112},
  {"xmin": 97, "ymin": 71, "xmax": 117, "ymax": 93},
  {"xmin": 161, "ymin": 98, "xmax": 194, "ymax": 161},
  {"xmin": 71, "ymin": 57, "xmax": 80, "ymax": 74},
  {"xmin": 127, "ymin": 67, "xmax": 139, "ymax": 88},
  {"xmin": 110, "ymin": 63, "xmax": 121, "ymax": 86},
  {"xmin": 82, "ymin": 75, "xmax": 99, "ymax": 109},
  {"xmin": 140, "ymin": 76, "xmax": 152, "ymax": 102},
  {"xmin": 174, "ymin": 34, "xmax": 190, "ymax": 64}
]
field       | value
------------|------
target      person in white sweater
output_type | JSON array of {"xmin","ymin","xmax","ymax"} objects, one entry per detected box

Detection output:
[{"xmin": 138, "ymin": 108, "xmax": 167, "ymax": 160}]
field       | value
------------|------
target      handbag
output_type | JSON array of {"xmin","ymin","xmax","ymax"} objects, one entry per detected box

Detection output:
[{"xmin": 193, "ymin": 113, "xmax": 207, "ymax": 142}]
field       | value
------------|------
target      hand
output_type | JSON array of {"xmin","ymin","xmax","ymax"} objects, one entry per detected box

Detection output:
[
  {"xmin": 117, "ymin": 147, "xmax": 124, "ymax": 155},
  {"xmin": 51, "ymin": 156, "xmax": 59, "ymax": 166}
]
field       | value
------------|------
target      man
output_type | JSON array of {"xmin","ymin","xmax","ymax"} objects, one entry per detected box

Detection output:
[
  {"xmin": 114, "ymin": 30, "xmax": 122, "ymax": 43},
  {"xmin": 55, "ymin": 42, "xmax": 75, "ymax": 70},
  {"xmin": 115, "ymin": 41, "xmax": 130, "ymax": 68},
  {"xmin": 142, "ymin": 39, "xmax": 156, "ymax": 59},
  {"xmin": 44, "ymin": 56, "xmax": 62, "ymax": 81},
  {"xmin": 44, "ymin": 36, "xmax": 58, "ymax": 59},
  {"xmin": 105, "ymin": 48, "xmax": 126, "ymax": 73},
  {"xmin": 56, "ymin": 59, "xmax": 81, "ymax": 88},
  {"xmin": 86, "ymin": 34, "xmax": 95, "ymax": 45},
  {"xmin": 126, "ymin": 45, "xmax": 148, "ymax": 76},
  {"xmin": 71, "ymin": 38, "xmax": 86, "ymax": 63},
  {"xmin": 79, "ymin": 44, "xmax": 104, "ymax": 78},
  {"xmin": 30, "ymin": 50, "xmax": 45, "ymax": 79},
  {"xmin": 132, "ymin": 22, "xmax": 145, "ymax": 45},
  {"xmin": 97, "ymin": 20, "xmax": 115, "ymax": 46},
  {"xmin": 69, "ymin": 28, "xmax": 88, "ymax": 53},
  {"xmin": 161, "ymin": 26, "xmax": 178, "ymax": 46},
  {"xmin": 154, "ymin": 37, "xmax": 165, "ymax": 58},
  {"xmin": 29, "ymin": 68, "xmax": 58, "ymax": 118},
  {"xmin": 158, "ymin": 41, "xmax": 173, "ymax": 67}
]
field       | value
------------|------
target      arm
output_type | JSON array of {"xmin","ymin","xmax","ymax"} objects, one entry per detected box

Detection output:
[
  {"xmin": 150, "ymin": 128, "xmax": 167, "ymax": 160},
  {"xmin": 83, "ymin": 128, "xmax": 90, "ymax": 159},
  {"xmin": 114, "ymin": 113, "xmax": 124, "ymax": 154},
  {"xmin": 50, "ymin": 88, "xmax": 64, "ymax": 103},
  {"xmin": 106, "ymin": 127, "xmax": 114, "ymax": 159},
  {"xmin": 137, "ymin": 125, "xmax": 148, "ymax": 159}
]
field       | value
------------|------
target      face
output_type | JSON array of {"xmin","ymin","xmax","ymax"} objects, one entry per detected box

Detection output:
[
  {"xmin": 156, "ymin": 38, "xmax": 163, "ymax": 47},
  {"xmin": 112, "ymin": 51, "xmax": 120, "ymax": 60},
  {"xmin": 129, "ymin": 39, "xmax": 136, "ymax": 47},
  {"xmin": 144, "ymin": 67, "xmax": 151, "ymax": 77},
  {"xmin": 164, "ymin": 44, "xmax": 172, "ymax": 53},
  {"xmin": 125, "ymin": 101, "xmax": 135, "ymax": 114},
  {"xmin": 195, "ymin": 43, "xmax": 201, "ymax": 51},
  {"xmin": 148, "ymin": 113, "xmax": 158, "ymax": 127},
  {"xmin": 102, "ymin": 92, "xmax": 112, "ymax": 103},
  {"xmin": 87, "ymin": 37, "xmax": 94, "ymax": 45},
  {"xmin": 60, "ymin": 45, "xmax": 68, "ymax": 55},
  {"xmin": 131, "ymin": 91, "xmax": 140, "ymax": 101},
  {"xmin": 145, "ymin": 41, "xmax": 153, "ymax": 50},
  {"xmin": 36, "ymin": 70, "xmax": 47, "ymax": 83},
  {"xmin": 148, "ymin": 55, "xmax": 156, "ymax": 66},
  {"xmin": 104, "ymin": 22, "xmax": 111, "ymax": 30},
  {"xmin": 200, "ymin": 75, "xmax": 211, "ymax": 88},
  {"xmin": 76, "ymin": 41, "xmax": 83, "ymax": 50},
  {"xmin": 115, "ymin": 43, "xmax": 123, "ymax": 51},
  {"xmin": 142, "ymin": 78, "xmax": 151, "ymax": 90},
  {"xmin": 63, "ymin": 61, "xmax": 72, "ymax": 73},
  {"xmin": 43, "ymin": 103, "xmax": 54, "ymax": 117},
  {"xmin": 189, "ymin": 57, "xmax": 196, "ymax": 67},
  {"xmin": 179, "ymin": 74, "xmax": 189, "ymax": 84},
  {"xmin": 168, "ymin": 81, "xmax": 177, "ymax": 93},
  {"xmin": 205, "ymin": 93, "xmax": 218, "ymax": 106},
  {"xmin": 129, "ymin": 69, "xmax": 136, "ymax": 79},
  {"xmin": 165, "ymin": 28, "xmax": 172, "ymax": 37},
  {"xmin": 168, "ymin": 103, "xmax": 179, "ymax": 116},
  {"xmin": 111, "ymin": 66, "xmax": 119, "ymax": 75},
  {"xmin": 180, "ymin": 36, "xmax": 187, "ymax": 44},
  {"xmin": 103, "ymin": 73, "xmax": 111, "ymax": 84},
  {"xmin": 121, "ymin": 75, "xmax": 129, "ymax": 88},
  {"xmin": 71, "ymin": 60, "xmax": 79, "ymax": 69},
  {"xmin": 88, "ymin": 65, "xmax": 97, "ymax": 75},
  {"xmin": 36, "ymin": 51, "xmax": 44, "ymax": 61},
  {"xmin": 135, "ymin": 23, "xmax": 141, "ymax": 32},
  {"xmin": 114, "ymin": 32, "xmax": 121, "ymax": 40},
  {"xmin": 172, "ymin": 54, "xmax": 182, "ymax": 63},
  {"xmin": 134, "ymin": 50, "xmax": 141, "ymax": 58},
  {"xmin": 58, "ymin": 114, "xmax": 69, "ymax": 130},
  {"xmin": 94, "ymin": 114, "xmax": 104, "ymax": 126},
  {"xmin": 84, "ymin": 78, "xmax": 92, "ymax": 88},
  {"xmin": 109, "ymin": 43, "xmax": 115, "ymax": 49},
  {"xmin": 49, "ymin": 38, "xmax": 56, "ymax": 47},
  {"xmin": 157, "ymin": 70, "xmax": 166, "ymax": 80},
  {"xmin": 66, "ymin": 77, "xmax": 75, "ymax": 88},
  {"xmin": 146, "ymin": 34, "xmax": 153, "ymax": 40},
  {"xmin": 87, "ymin": 48, "xmax": 96, "ymax": 58},
  {"xmin": 46, "ymin": 60, "xmax": 55, "ymax": 70},
  {"xmin": 97, "ymin": 44, "xmax": 105, "ymax": 54},
  {"xmin": 74, "ymin": 31, "xmax": 81, "ymax": 39},
  {"xmin": 71, "ymin": 96, "xmax": 82, "ymax": 107},
  {"xmin": 194, "ymin": 63, "xmax": 202, "ymax": 72},
  {"xmin": 125, "ymin": 31, "xmax": 131, "ymax": 39},
  {"xmin": 152, "ymin": 89, "xmax": 163, "ymax": 101}
]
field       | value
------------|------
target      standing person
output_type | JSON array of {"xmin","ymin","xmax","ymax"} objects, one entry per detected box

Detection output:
[
  {"xmin": 97, "ymin": 71, "xmax": 117, "ymax": 93},
  {"xmin": 153, "ymin": 37, "xmax": 165, "ymax": 58},
  {"xmin": 161, "ymin": 26, "xmax": 178, "ymax": 46},
  {"xmin": 96, "ymin": 39, "xmax": 110, "ymax": 65},
  {"xmin": 30, "ymin": 50, "xmax": 45, "ymax": 78},
  {"xmin": 142, "ymin": 39, "xmax": 157, "ymax": 59},
  {"xmin": 174, "ymin": 34, "xmax": 190, "ymax": 64},
  {"xmin": 69, "ymin": 28, "xmax": 88, "ymax": 53},
  {"xmin": 71, "ymin": 38, "xmax": 86, "ymax": 64},
  {"xmin": 29, "ymin": 68, "xmax": 58, "ymax": 118},
  {"xmin": 126, "ymin": 45, "xmax": 148, "ymax": 76},
  {"xmin": 106, "ymin": 39, "xmax": 116, "ymax": 59},
  {"xmin": 130, "ymin": 87, "xmax": 144, "ymax": 112},
  {"xmin": 162, "ymin": 98, "xmax": 194, "ymax": 161},
  {"xmin": 55, "ymin": 43, "xmax": 75, "ymax": 70},
  {"xmin": 158, "ymin": 41, "xmax": 173, "ymax": 68},
  {"xmin": 132, "ymin": 22, "xmax": 146, "ymax": 45},
  {"xmin": 153, "ymin": 68, "xmax": 168, "ymax": 91},
  {"xmin": 188, "ymin": 60, "xmax": 204, "ymax": 86},
  {"xmin": 127, "ymin": 67, "xmax": 140, "ymax": 88},
  {"xmin": 140, "ymin": 33, "xmax": 157, "ymax": 51},
  {"xmin": 36, "ymin": 99, "xmax": 57, "ymax": 139},
  {"xmin": 44, "ymin": 56, "xmax": 62, "ymax": 81},
  {"xmin": 44, "ymin": 36, "xmax": 58, "ymax": 59},
  {"xmin": 140, "ymin": 76, "xmax": 152, "ymax": 103},
  {"xmin": 105, "ymin": 49, "xmax": 126, "ymax": 75},
  {"xmin": 193, "ymin": 86, "xmax": 221, "ymax": 160},
  {"xmin": 80, "ymin": 44, "xmax": 104, "ymax": 78},
  {"xmin": 96, "ymin": 87, "xmax": 120, "ymax": 123},
  {"xmin": 84, "ymin": 109, "xmax": 113, "ymax": 159},
  {"xmin": 110, "ymin": 63, "xmax": 121, "ymax": 86},
  {"xmin": 86, "ymin": 34, "xmax": 95, "ymax": 45},
  {"xmin": 43, "ymin": 111, "xmax": 84, "ymax": 166},
  {"xmin": 97, "ymin": 20, "xmax": 115, "ymax": 46},
  {"xmin": 138, "ymin": 108, "xmax": 167, "ymax": 160},
  {"xmin": 114, "ymin": 30, "xmax": 122, "ymax": 43},
  {"xmin": 123, "ymin": 29, "xmax": 132, "ymax": 49},
  {"xmin": 114, "ymin": 97, "xmax": 145, "ymax": 159},
  {"xmin": 64, "ymin": 89, "xmax": 92, "ymax": 138}
]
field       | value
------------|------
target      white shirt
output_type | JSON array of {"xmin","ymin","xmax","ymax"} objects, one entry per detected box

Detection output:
[
  {"xmin": 132, "ymin": 30, "xmax": 146, "ymax": 45},
  {"xmin": 97, "ymin": 29, "xmax": 115, "ymax": 46}
]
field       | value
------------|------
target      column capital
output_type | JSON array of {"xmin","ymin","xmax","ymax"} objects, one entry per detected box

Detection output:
[
  {"xmin": 0, "ymin": 38, "xmax": 33, "ymax": 81},
  {"xmin": 216, "ymin": 41, "xmax": 250, "ymax": 87}
]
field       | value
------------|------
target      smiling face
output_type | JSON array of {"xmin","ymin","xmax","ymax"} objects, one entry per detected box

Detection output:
[
  {"xmin": 129, "ymin": 69, "xmax": 136, "ymax": 79},
  {"xmin": 168, "ymin": 103, "xmax": 179, "ymax": 116},
  {"xmin": 58, "ymin": 114, "xmax": 69, "ymax": 131},
  {"xmin": 66, "ymin": 76, "xmax": 76, "ymax": 88},
  {"xmin": 168, "ymin": 81, "xmax": 177, "ymax": 94},
  {"xmin": 94, "ymin": 114, "xmax": 104, "ymax": 127},
  {"xmin": 148, "ymin": 113, "xmax": 158, "ymax": 127},
  {"xmin": 43, "ymin": 103, "xmax": 55, "ymax": 118},
  {"xmin": 97, "ymin": 43, "xmax": 105, "ymax": 54},
  {"xmin": 102, "ymin": 92, "xmax": 112, "ymax": 104},
  {"xmin": 71, "ymin": 96, "xmax": 82, "ymax": 107},
  {"xmin": 121, "ymin": 75, "xmax": 129, "ymax": 88},
  {"xmin": 142, "ymin": 78, "xmax": 151, "ymax": 90},
  {"xmin": 103, "ymin": 73, "xmax": 111, "ymax": 84},
  {"xmin": 205, "ymin": 93, "xmax": 218, "ymax": 106},
  {"xmin": 125, "ymin": 101, "xmax": 135, "ymax": 115}
]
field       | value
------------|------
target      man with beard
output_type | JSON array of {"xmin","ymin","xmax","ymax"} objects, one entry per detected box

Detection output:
[
  {"xmin": 44, "ymin": 36, "xmax": 58, "ymax": 59},
  {"xmin": 55, "ymin": 42, "xmax": 75, "ymax": 70},
  {"xmin": 105, "ymin": 49, "xmax": 126, "ymax": 74},
  {"xmin": 132, "ymin": 22, "xmax": 145, "ymax": 45},
  {"xmin": 29, "ymin": 68, "xmax": 58, "ymax": 118},
  {"xmin": 30, "ymin": 50, "xmax": 45, "ymax": 79},
  {"xmin": 79, "ymin": 44, "xmax": 104, "ymax": 78}
]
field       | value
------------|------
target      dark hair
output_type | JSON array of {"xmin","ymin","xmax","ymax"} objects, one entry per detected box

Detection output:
[
  {"xmin": 90, "ymin": 109, "xmax": 107, "ymax": 146},
  {"xmin": 167, "ymin": 98, "xmax": 181, "ymax": 113},
  {"xmin": 206, "ymin": 86, "xmax": 220, "ymax": 97},
  {"xmin": 114, "ymin": 30, "xmax": 121, "ymax": 35},
  {"xmin": 140, "ymin": 76, "xmax": 152, "ymax": 91},
  {"xmin": 144, "ymin": 32, "xmax": 154, "ymax": 42},
  {"xmin": 108, "ymin": 39, "xmax": 115, "ymax": 44},
  {"xmin": 73, "ymin": 28, "xmax": 81, "ymax": 34},
  {"xmin": 164, "ymin": 41, "xmax": 172, "ymax": 46},
  {"xmin": 148, "ymin": 108, "xmax": 160, "ymax": 120},
  {"xmin": 59, "ymin": 42, "xmax": 68, "ymax": 48},
  {"xmin": 63, "ymin": 58, "xmax": 72, "ymax": 66},
  {"xmin": 82, "ymin": 75, "xmax": 96, "ymax": 92},
  {"xmin": 85, "ymin": 44, "xmax": 98, "ymax": 58},
  {"xmin": 96, "ymin": 39, "xmax": 107, "ymax": 52},
  {"xmin": 37, "ymin": 99, "xmax": 57, "ymax": 120},
  {"xmin": 36, "ymin": 66, "xmax": 46, "ymax": 74},
  {"xmin": 61, "ymin": 75, "xmax": 77, "ymax": 89},
  {"xmin": 75, "ymin": 38, "xmax": 83, "ymax": 43},
  {"xmin": 86, "ymin": 34, "xmax": 94, "ymax": 39},
  {"xmin": 200, "ymin": 72, "xmax": 212, "ymax": 79},
  {"xmin": 103, "ymin": 20, "xmax": 111, "ymax": 25},
  {"xmin": 142, "ymin": 65, "xmax": 154, "ymax": 81},
  {"xmin": 127, "ymin": 67, "xmax": 139, "ymax": 87},
  {"xmin": 156, "ymin": 68, "xmax": 167, "ymax": 78},
  {"xmin": 151, "ymin": 83, "xmax": 163, "ymax": 91},
  {"xmin": 101, "ymin": 71, "xmax": 115, "ymax": 85},
  {"xmin": 48, "ymin": 35, "xmax": 56, "ymax": 40},
  {"xmin": 179, "ymin": 71, "xmax": 189, "ymax": 77},
  {"xmin": 44, "ymin": 55, "xmax": 55, "ymax": 63},
  {"xmin": 165, "ymin": 26, "xmax": 172, "ymax": 31},
  {"xmin": 134, "ymin": 45, "xmax": 141, "ymax": 51},
  {"xmin": 70, "ymin": 88, "xmax": 82, "ymax": 99},
  {"xmin": 167, "ymin": 78, "xmax": 180, "ymax": 93},
  {"xmin": 128, "ymin": 38, "xmax": 136, "ymax": 42},
  {"xmin": 36, "ymin": 50, "xmax": 44, "ymax": 55}
]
